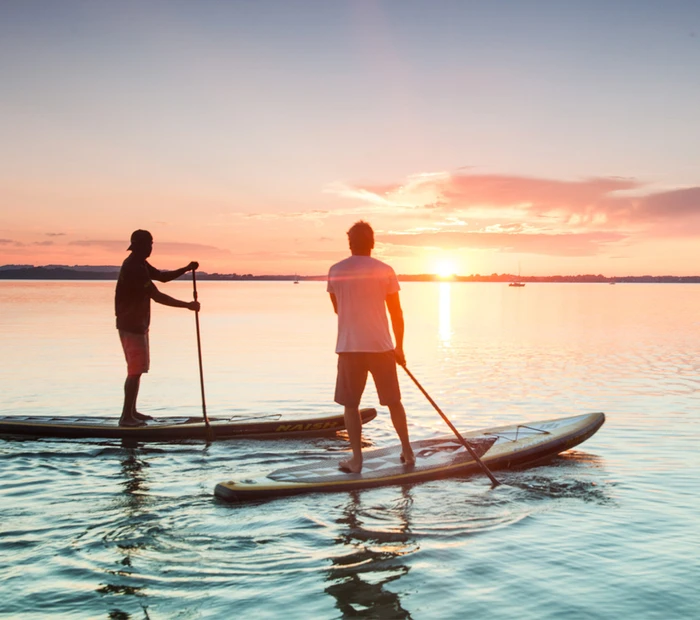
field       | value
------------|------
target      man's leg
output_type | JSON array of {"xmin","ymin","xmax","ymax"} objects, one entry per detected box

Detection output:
[
  {"xmin": 336, "ymin": 353, "xmax": 367, "ymax": 473},
  {"xmin": 387, "ymin": 401, "xmax": 415, "ymax": 465},
  {"xmin": 119, "ymin": 330, "xmax": 151, "ymax": 424},
  {"xmin": 339, "ymin": 406, "xmax": 364, "ymax": 473},
  {"xmin": 120, "ymin": 374, "xmax": 141, "ymax": 425},
  {"xmin": 371, "ymin": 351, "xmax": 415, "ymax": 465}
]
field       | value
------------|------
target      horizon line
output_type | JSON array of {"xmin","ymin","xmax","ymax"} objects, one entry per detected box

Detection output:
[{"xmin": 1, "ymin": 265, "xmax": 700, "ymax": 282}]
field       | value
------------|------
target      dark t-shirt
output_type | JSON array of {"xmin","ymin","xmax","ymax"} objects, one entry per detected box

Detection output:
[{"xmin": 115, "ymin": 255, "xmax": 162, "ymax": 334}]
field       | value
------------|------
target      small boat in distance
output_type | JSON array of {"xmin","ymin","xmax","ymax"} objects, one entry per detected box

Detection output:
[
  {"xmin": 293, "ymin": 274, "xmax": 299, "ymax": 284},
  {"xmin": 509, "ymin": 262, "xmax": 525, "ymax": 287}
]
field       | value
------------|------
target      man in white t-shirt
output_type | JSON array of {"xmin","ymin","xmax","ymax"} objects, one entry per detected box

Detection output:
[{"xmin": 327, "ymin": 220, "xmax": 415, "ymax": 473}]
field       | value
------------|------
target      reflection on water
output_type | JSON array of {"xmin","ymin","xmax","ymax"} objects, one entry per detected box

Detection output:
[
  {"xmin": 326, "ymin": 489, "xmax": 416, "ymax": 618},
  {"xmin": 1, "ymin": 281, "xmax": 699, "ymax": 619},
  {"xmin": 119, "ymin": 441, "xmax": 149, "ymax": 504},
  {"xmin": 438, "ymin": 283, "xmax": 451, "ymax": 346},
  {"xmin": 96, "ymin": 442, "xmax": 151, "ymax": 611}
]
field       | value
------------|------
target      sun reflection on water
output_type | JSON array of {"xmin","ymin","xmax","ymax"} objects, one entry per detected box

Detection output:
[{"xmin": 438, "ymin": 282, "xmax": 452, "ymax": 346}]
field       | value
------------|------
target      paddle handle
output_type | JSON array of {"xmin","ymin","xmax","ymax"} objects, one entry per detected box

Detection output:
[
  {"xmin": 192, "ymin": 270, "xmax": 209, "ymax": 428},
  {"xmin": 402, "ymin": 365, "xmax": 500, "ymax": 487}
]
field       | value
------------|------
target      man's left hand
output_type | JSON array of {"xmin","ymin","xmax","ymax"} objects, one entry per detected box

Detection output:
[
  {"xmin": 394, "ymin": 347, "xmax": 406, "ymax": 367},
  {"xmin": 187, "ymin": 261, "xmax": 199, "ymax": 272}
]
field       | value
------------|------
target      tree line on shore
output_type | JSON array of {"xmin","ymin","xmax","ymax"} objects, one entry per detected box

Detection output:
[{"xmin": 1, "ymin": 265, "xmax": 699, "ymax": 283}]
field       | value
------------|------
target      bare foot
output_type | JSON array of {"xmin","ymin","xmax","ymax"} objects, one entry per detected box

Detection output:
[
  {"xmin": 133, "ymin": 411, "xmax": 153, "ymax": 421},
  {"xmin": 119, "ymin": 416, "xmax": 146, "ymax": 427},
  {"xmin": 400, "ymin": 452, "xmax": 416, "ymax": 467},
  {"xmin": 338, "ymin": 458, "xmax": 363, "ymax": 474}
]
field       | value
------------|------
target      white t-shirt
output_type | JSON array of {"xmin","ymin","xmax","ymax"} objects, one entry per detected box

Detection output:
[{"xmin": 327, "ymin": 255, "xmax": 400, "ymax": 353}]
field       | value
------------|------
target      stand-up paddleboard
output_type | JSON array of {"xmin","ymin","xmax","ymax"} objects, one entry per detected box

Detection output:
[
  {"xmin": 215, "ymin": 412, "xmax": 605, "ymax": 501},
  {"xmin": 0, "ymin": 408, "xmax": 377, "ymax": 441}
]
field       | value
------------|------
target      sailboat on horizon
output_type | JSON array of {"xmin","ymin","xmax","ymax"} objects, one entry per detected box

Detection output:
[{"xmin": 509, "ymin": 262, "xmax": 525, "ymax": 287}]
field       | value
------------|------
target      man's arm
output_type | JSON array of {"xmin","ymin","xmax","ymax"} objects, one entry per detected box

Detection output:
[
  {"xmin": 150, "ymin": 261, "xmax": 199, "ymax": 283},
  {"xmin": 329, "ymin": 293, "xmax": 338, "ymax": 314},
  {"xmin": 385, "ymin": 292, "xmax": 405, "ymax": 366},
  {"xmin": 151, "ymin": 285, "xmax": 200, "ymax": 311}
]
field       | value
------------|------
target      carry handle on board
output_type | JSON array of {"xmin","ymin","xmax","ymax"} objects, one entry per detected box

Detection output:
[{"xmin": 402, "ymin": 364, "xmax": 501, "ymax": 487}]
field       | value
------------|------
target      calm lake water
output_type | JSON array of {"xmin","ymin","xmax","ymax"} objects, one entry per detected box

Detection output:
[{"xmin": 1, "ymin": 280, "xmax": 698, "ymax": 619}]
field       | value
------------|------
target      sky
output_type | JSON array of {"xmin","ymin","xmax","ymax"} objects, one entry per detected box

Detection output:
[{"xmin": 1, "ymin": 0, "xmax": 699, "ymax": 276}]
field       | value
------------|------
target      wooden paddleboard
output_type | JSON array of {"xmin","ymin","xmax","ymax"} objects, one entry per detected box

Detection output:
[
  {"xmin": 0, "ymin": 408, "xmax": 377, "ymax": 441},
  {"xmin": 214, "ymin": 412, "xmax": 605, "ymax": 501}
]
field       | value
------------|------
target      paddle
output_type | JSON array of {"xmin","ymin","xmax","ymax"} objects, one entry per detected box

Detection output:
[
  {"xmin": 192, "ymin": 269, "xmax": 210, "ymax": 430},
  {"xmin": 401, "ymin": 365, "xmax": 501, "ymax": 487}
]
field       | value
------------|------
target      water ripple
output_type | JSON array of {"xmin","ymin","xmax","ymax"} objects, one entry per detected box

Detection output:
[{"xmin": 1, "ymin": 282, "xmax": 699, "ymax": 618}]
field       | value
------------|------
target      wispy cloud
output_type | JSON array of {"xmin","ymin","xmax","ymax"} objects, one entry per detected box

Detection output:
[
  {"xmin": 69, "ymin": 239, "xmax": 232, "ymax": 257},
  {"xmin": 325, "ymin": 172, "xmax": 451, "ymax": 211},
  {"xmin": 68, "ymin": 240, "xmax": 126, "ymax": 251},
  {"xmin": 242, "ymin": 210, "xmax": 332, "ymax": 221},
  {"xmin": 231, "ymin": 249, "xmax": 343, "ymax": 261}
]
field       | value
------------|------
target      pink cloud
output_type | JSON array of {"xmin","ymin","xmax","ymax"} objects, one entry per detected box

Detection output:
[
  {"xmin": 636, "ymin": 187, "xmax": 700, "ymax": 219},
  {"xmin": 442, "ymin": 174, "xmax": 640, "ymax": 211},
  {"xmin": 337, "ymin": 171, "xmax": 700, "ymax": 234},
  {"xmin": 328, "ymin": 172, "xmax": 645, "ymax": 229}
]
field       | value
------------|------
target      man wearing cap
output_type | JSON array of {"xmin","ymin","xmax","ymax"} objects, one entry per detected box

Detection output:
[
  {"xmin": 115, "ymin": 229, "xmax": 200, "ymax": 427},
  {"xmin": 327, "ymin": 220, "xmax": 415, "ymax": 473}
]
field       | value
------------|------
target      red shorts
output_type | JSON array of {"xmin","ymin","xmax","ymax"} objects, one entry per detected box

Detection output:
[
  {"xmin": 334, "ymin": 351, "xmax": 401, "ymax": 407},
  {"xmin": 119, "ymin": 330, "xmax": 150, "ymax": 375}
]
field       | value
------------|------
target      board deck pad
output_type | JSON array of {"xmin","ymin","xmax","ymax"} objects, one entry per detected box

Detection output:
[
  {"xmin": 268, "ymin": 437, "xmax": 496, "ymax": 485},
  {"xmin": 215, "ymin": 412, "xmax": 605, "ymax": 501},
  {"xmin": 0, "ymin": 415, "xmax": 206, "ymax": 426}
]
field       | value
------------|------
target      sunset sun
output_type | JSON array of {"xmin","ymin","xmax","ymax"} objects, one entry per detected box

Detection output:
[{"xmin": 435, "ymin": 261, "xmax": 457, "ymax": 279}]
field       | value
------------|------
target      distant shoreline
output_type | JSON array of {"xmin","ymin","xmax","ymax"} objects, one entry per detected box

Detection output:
[{"xmin": 1, "ymin": 265, "xmax": 700, "ymax": 283}]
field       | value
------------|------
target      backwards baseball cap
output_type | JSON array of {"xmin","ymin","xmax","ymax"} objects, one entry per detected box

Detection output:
[{"xmin": 127, "ymin": 229, "xmax": 153, "ymax": 251}]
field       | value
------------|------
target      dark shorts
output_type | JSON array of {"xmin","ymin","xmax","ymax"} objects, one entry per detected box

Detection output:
[
  {"xmin": 119, "ymin": 330, "xmax": 150, "ymax": 375},
  {"xmin": 334, "ymin": 351, "xmax": 401, "ymax": 408}
]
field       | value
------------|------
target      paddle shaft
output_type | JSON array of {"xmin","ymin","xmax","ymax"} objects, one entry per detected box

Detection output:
[
  {"xmin": 192, "ymin": 270, "xmax": 209, "ymax": 427},
  {"xmin": 402, "ymin": 365, "xmax": 501, "ymax": 487}
]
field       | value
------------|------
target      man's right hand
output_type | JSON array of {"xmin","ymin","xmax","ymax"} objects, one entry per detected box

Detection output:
[
  {"xmin": 187, "ymin": 261, "xmax": 200, "ymax": 272},
  {"xmin": 394, "ymin": 347, "xmax": 406, "ymax": 367},
  {"xmin": 187, "ymin": 301, "xmax": 201, "ymax": 312}
]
